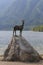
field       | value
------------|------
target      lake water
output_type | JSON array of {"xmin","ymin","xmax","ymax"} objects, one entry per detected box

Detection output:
[{"xmin": 0, "ymin": 31, "xmax": 43, "ymax": 55}]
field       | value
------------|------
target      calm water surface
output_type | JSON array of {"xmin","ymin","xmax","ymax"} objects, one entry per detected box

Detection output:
[{"xmin": 0, "ymin": 31, "xmax": 43, "ymax": 55}]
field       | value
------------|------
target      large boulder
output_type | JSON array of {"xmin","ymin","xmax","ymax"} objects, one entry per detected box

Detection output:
[{"xmin": 3, "ymin": 36, "xmax": 42, "ymax": 62}]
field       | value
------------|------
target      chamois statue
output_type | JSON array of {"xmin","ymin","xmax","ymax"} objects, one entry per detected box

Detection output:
[{"xmin": 13, "ymin": 20, "xmax": 24, "ymax": 36}]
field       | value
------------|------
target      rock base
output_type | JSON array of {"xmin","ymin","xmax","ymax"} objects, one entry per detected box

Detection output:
[{"xmin": 3, "ymin": 36, "xmax": 42, "ymax": 62}]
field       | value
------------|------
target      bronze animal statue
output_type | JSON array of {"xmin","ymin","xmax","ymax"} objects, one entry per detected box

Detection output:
[{"xmin": 13, "ymin": 20, "xmax": 24, "ymax": 36}]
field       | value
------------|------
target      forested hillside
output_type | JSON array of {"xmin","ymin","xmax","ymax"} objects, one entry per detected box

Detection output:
[{"xmin": 32, "ymin": 25, "xmax": 43, "ymax": 32}]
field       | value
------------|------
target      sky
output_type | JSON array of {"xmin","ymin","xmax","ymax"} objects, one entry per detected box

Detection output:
[{"xmin": 0, "ymin": 0, "xmax": 15, "ymax": 5}]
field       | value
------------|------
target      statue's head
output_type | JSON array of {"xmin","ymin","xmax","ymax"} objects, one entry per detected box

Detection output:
[{"xmin": 22, "ymin": 20, "xmax": 24, "ymax": 25}]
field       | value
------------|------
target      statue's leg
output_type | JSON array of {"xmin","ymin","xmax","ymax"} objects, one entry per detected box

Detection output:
[
  {"xmin": 13, "ymin": 29, "xmax": 14, "ymax": 36},
  {"xmin": 21, "ymin": 31, "xmax": 22, "ymax": 36},
  {"xmin": 20, "ymin": 30, "xmax": 22, "ymax": 36},
  {"xmin": 15, "ymin": 31, "xmax": 16, "ymax": 36}
]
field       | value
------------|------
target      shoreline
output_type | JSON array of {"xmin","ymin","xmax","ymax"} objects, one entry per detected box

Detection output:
[{"xmin": 0, "ymin": 60, "xmax": 43, "ymax": 65}]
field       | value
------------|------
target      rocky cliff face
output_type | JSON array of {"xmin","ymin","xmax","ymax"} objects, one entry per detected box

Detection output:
[{"xmin": 3, "ymin": 36, "xmax": 42, "ymax": 62}]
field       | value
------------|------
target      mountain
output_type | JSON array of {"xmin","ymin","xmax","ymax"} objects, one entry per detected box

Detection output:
[{"xmin": 0, "ymin": 0, "xmax": 43, "ymax": 30}]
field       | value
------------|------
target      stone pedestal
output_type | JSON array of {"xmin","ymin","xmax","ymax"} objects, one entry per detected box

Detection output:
[{"xmin": 3, "ymin": 36, "xmax": 42, "ymax": 62}]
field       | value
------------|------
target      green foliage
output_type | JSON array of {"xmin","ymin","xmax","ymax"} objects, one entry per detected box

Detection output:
[{"xmin": 32, "ymin": 25, "xmax": 43, "ymax": 32}]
